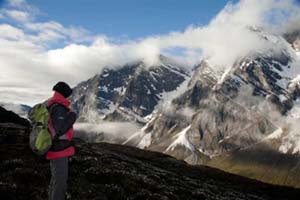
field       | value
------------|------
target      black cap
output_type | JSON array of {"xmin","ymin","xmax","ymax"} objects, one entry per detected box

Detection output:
[{"xmin": 52, "ymin": 81, "xmax": 72, "ymax": 98}]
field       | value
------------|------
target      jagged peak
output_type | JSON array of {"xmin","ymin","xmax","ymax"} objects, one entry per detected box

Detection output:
[{"xmin": 98, "ymin": 55, "xmax": 189, "ymax": 76}]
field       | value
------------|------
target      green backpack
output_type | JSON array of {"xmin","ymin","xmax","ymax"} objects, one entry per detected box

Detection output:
[{"xmin": 28, "ymin": 101, "xmax": 58, "ymax": 155}]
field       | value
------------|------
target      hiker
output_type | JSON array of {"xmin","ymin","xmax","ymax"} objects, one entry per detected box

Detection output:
[{"xmin": 47, "ymin": 81, "xmax": 77, "ymax": 200}]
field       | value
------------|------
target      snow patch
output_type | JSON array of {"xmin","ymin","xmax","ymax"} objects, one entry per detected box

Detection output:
[
  {"xmin": 279, "ymin": 140, "xmax": 293, "ymax": 154},
  {"xmin": 218, "ymin": 136, "xmax": 231, "ymax": 144},
  {"xmin": 263, "ymin": 106, "xmax": 300, "ymax": 154},
  {"xmin": 278, "ymin": 128, "xmax": 300, "ymax": 154},
  {"xmin": 165, "ymin": 125, "xmax": 194, "ymax": 152},
  {"xmin": 143, "ymin": 114, "xmax": 152, "ymax": 120},
  {"xmin": 158, "ymin": 76, "xmax": 191, "ymax": 110},
  {"xmin": 101, "ymin": 101, "xmax": 115, "ymax": 115},
  {"xmin": 116, "ymin": 106, "xmax": 148, "ymax": 124},
  {"xmin": 102, "ymin": 73, "xmax": 110, "ymax": 77},
  {"xmin": 289, "ymin": 102, "xmax": 300, "ymax": 119},
  {"xmin": 123, "ymin": 116, "xmax": 156, "ymax": 148},
  {"xmin": 146, "ymin": 89, "xmax": 151, "ymax": 95},
  {"xmin": 266, "ymin": 128, "xmax": 283, "ymax": 140},
  {"xmin": 140, "ymin": 105, "xmax": 147, "ymax": 110},
  {"xmin": 161, "ymin": 63, "xmax": 186, "ymax": 77},
  {"xmin": 290, "ymin": 75, "xmax": 300, "ymax": 88},
  {"xmin": 278, "ymin": 94, "xmax": 287, "ymax": 102},
  {"xmin": 113, "ymin": 86, "xmax": 126, "ymax": 95},
  {"xmin": 98, "ymin": 86, "xmax": 108, "ymax": 93},
  {"xmin": 137, "ymin": 132, "xmax": 152, "ymax": 149}
]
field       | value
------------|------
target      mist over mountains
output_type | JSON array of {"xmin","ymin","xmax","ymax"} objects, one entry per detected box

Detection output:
[
  {"xmin": 68, "ymin": 19, "xmax": 300, "ymax": 187},
  {"xmin": 2, "ymin": 0, "xmax": 300, "ymax": 193}
]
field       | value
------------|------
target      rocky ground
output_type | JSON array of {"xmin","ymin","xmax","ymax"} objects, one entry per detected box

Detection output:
[
  {"xmin": 1, "ymin": 139, "xmax": 300, "ymax": 200},
  {"xmin": 1, "ymin": 105, "xmax": 300, "ymax": 200}
]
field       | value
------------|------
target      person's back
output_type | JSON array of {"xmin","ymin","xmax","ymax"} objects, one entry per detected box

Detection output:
[{"xmin": 47, "ymin": 81, "xmax": 77, "ymax": 200}]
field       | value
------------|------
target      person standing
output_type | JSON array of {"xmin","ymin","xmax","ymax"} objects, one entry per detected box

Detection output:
[{"xmin": 47, "ymin": 81, "xmax": 77, "ymax": 200}]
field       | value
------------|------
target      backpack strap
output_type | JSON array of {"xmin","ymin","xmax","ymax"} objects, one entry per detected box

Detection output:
[{"xmin": 46, "ymin": 103, "xmax": 62, "ymax": 141}]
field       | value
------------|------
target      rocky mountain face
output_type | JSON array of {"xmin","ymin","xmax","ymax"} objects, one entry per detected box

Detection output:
[
  {"xmin": 67, "ymin": 27, "xmax": 300, "ymax": 188},
  {"xmin": 1, "ymin": 119, "xmax": 300, "ymax": 200},
  {"xmin": 283, "ymin": 30, "xmax": 300, "ymax": 51},
  {"xmin": 70, "ymin": 55, "xmax": 190, "ymax": 123},
  {"xmin": 123, "ymin": 30, "xmax": 300, "ymax": 187}
]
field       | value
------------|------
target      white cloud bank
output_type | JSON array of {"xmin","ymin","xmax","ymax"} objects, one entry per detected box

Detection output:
[
  {"xmin": 0, "ymin": 0, "xmax": 299, "ymax": 106},
  {"xmin": 74, "ymin": 122, "xmax": 142, "ymax": 144}
]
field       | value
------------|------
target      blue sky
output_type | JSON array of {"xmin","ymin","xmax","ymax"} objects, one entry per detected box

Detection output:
[
  {"xmin": 0, "ymin": 0, "xmax": 299, "ymax": 105},
  {"xmin": 21, "ymin": 0, "xmax": 237, "ymax": 40}
]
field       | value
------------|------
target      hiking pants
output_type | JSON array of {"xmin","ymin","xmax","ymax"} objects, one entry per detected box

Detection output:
[{"xmin": 49, "ymin": 157, "xmax": 68, "ymax": 200}]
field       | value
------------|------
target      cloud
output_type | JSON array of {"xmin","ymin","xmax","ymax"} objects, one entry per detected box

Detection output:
[
  {"xmin": 0, "ymin": 23, "xmax": 25, "ymax": 39},
  {"xmin": 8, "ymin": 0, "xmax": 25, "ymax": 7},
  {"xmin": 141, "ymin": 0, "xmax": 299, "ymax": 70},
  {"xmin": 5, "ymin": 9, "xmax": 31, "ymax": 22},
  {"xmin": 7, "ymin": 0, "xmax": 39, "ymax": 14},
  {"xmin": 0, "ymin": 0, "xmax": 299, "ymax": 106},
  {"xmin": 74, "ymin": 122, "xmax": 142, "ymax": 143},
  {"xmin": 1, "ymin": 1, "xmax": 94, "ymax": 44},
  {"xmin": 24, "ymin": 21, "xmax": 95, "ymax": 43}
]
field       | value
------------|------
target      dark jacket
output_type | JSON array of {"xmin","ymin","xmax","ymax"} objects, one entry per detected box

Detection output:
[
  {"xmin": 46, "ymin": 92, "xmax": 76, "ymax": 160},
  {"xmin": 50, "ymin": 104, "xmax": 76, "ymax": 138}
]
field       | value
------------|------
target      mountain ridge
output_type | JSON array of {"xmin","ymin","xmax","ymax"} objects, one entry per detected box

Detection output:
[
  {"xmin": 71, "ymin": 55, "xmax": 191, "ymax": 123},
  {"xmin": 120, "ymin": 29, "xmax": 300, "ymax": 188}
]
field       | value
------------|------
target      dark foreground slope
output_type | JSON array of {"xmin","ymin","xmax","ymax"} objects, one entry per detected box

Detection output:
[
  {"xmin": 1, "ymin": 140, "xmax": 300, "ymax": 200},
  {"xmin": 1, "ymin": 106, "xmax": 300, "ymax": 200}
]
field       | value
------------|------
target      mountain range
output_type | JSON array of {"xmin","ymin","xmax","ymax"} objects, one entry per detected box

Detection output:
[
  {"xmin": 69, "ymin": 28, "xmax": 300, "ymax": 188},
  {"xmin": 1, "ymin": 27, "xmax": 299, "ymax": 189},
  {"xmin": 71, "ymin": 55, "xmax": 190, "ymax": 123}
]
